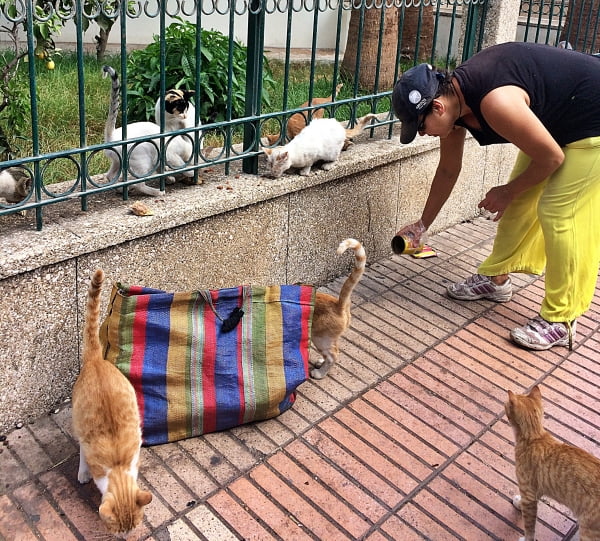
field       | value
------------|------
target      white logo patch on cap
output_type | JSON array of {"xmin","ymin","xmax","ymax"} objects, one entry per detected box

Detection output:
[{"xmin": 408, "ymin": 90, "xmax": 422, "ymax": 104}]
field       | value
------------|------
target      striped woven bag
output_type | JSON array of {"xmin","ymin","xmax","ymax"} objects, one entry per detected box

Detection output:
[{"xmin": 100, "ymin": 283, "xmax": 314, "ymax": 445}]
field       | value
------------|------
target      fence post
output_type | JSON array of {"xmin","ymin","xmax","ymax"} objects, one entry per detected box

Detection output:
[
  {"xmin": 24, "ymin": 0, "xmax": 43, "ymax": 230},
  {"xmin": 461, "ymin": 2, "xmax": 481, "ymax": 61},
  {"xmin": 479, "ymin": 0, "xmax": 522, "ymax": 48},
  {"xmin": 242, "ymin": 0, "xmax": 265, "ymax": 174}
]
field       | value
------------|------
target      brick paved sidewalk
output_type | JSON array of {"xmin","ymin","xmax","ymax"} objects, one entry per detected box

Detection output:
[{"xmin": 1, "ymin": 217, "xmax": 598, "ymax": 540}]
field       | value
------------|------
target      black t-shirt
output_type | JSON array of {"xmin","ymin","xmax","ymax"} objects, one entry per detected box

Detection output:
[{"xmin": 453, "ymin": 42, "xmax": 600, "ymax": 147}]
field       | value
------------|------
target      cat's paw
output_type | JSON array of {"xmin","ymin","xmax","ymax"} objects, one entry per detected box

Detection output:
[
  {"xmin": 512, "ymin": 494, "xmax": 522, "ymax": 510},
  {"xmin": 313, "ymin": 357, "xmax": 324, "ymax": 368},
  {"xmin": 321, "ymin": 162, "xmax": 336, "ymax": 171},
  {"xmin": 299, "ymin": 167, "xmax": 312, "ymax": 176},
  {"xmin": 310, "ymin": 366, "xmax": 328, "ymax": 379},
  {"xmin": 78, "ymin": 470, "xmax": 92, "ymax": 484}
]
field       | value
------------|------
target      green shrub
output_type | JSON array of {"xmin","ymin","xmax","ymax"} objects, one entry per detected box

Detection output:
[
  {"xmin": 0, "ymin": 58, "xmax": 30, "ymax": 160},
  {"xmin": 126, "ymin": 18, "xmax": 275, "ymax": 124}
]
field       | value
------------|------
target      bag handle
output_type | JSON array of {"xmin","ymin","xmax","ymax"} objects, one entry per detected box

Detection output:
[{"xmin": 198, "ymin": 288, "xmax": 247, "ymax": 332}]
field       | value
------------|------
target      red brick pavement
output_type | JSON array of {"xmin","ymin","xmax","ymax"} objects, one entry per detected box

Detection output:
[{"xmin": 1, "ymin": 217, "xmax": 596, "ymax": 540}]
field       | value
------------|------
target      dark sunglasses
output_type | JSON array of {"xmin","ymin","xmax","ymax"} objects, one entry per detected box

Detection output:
[{"xmin": 417, "ymin": 104, "xmax": 433, "ymax": 133}]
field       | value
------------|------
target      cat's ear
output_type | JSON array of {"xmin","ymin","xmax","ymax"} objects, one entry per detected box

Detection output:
[
  {"xmin": 505, "ymin": 391, "xmax": 517, "ymax": 420},
  {"xmin": 529, "ymin": 385, "xmax": 542, "ymax": 400},
  {"xmin": 184, "ymin": 90, "xmax": 195, "ymax": 99},
  {"xmin": 99, "ymin": 493, "xmax": 116, "ymax": 522},
  {"xmin": 136, "ymin": 489, "xmax": 153, "ymax": 506},
  {"xmin": 264, "ymin": 148, "xmax": 272, "ymax": 156},
  {"xmin": 278, "ymin": 151, "xmax": 289, "ymax": 161}
]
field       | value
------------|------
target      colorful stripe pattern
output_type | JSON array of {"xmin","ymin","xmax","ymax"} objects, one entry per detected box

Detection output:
[{"xmin": 101, "ymin": 283, "xmax": 314, "ymax": 445}]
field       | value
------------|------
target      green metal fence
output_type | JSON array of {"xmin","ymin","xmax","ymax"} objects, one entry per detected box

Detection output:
[
  {"xmin": 1, "ymin": 0, "xmax": 488, "ymax": 230},
  {"xmin": 519, "ymin": 1, "xmax": 600, "ymax": 53}
]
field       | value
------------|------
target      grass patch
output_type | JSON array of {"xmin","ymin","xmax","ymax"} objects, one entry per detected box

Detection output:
[{"xmin": 35, "ymin": 53, "xmax": 117, "ymax": 151}]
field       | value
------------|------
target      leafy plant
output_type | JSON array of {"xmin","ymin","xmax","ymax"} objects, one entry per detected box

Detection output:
[
  {"xmin": 0, "ymin": 59, "xmax": 29, "ymax": 160},
  {"xmin": 126, "ymin": 18, "xmax": 275, "ymax": 124}
]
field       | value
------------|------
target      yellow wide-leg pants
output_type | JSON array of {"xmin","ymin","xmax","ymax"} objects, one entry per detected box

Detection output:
[{"xmin": 478, "ymin": 136, "xmax": 600, "ymax": 323}]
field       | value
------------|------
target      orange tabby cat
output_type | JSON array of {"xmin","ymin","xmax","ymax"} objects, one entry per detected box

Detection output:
[
  {"xmin": 72, "ymin": 269, "xmax": 152, "ymax": 537},
  {"xmin": 505, "ymin": 385, "xmax": 600, "ymax": 541},
  {"xmin": 266, "ymin": 84, "xmax": 343, "ymax": 146},
  {"xmin": 310, "ymin": 238, "xmax": 366, "ymax": 379}
]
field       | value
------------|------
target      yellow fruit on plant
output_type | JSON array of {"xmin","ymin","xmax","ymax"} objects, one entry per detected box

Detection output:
[
  {"xmin": 46, "ymin": 60, "xmax": 55, "ymax": 70},
  {"xmin": 36, "ymin": 51, "xmax": 46, "ymax": 59}
]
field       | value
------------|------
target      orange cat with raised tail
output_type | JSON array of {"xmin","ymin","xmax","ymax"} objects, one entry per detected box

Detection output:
[
  {"xmin": 505, "ymin": 385, "xmax": 600, "ymax": 541},
  {"xmin": 72, "ymin": 269, "xmax": 152, "ymax": 537},
  {"xmin": 310, "ymin": 238, "xmax": 366, "ymax": 379}
]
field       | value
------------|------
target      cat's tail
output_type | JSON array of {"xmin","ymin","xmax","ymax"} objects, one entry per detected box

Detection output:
[
  {"xmin": 83, "ymin": 269, "xmax": 105, "ymax": 364},
  {"xmin": 336, "ymin": 238, "xmax": 366, "ymax": 312},
  {"xmin": 344, "ymin": 113, "xmax": 377, "ymax": 140},
  {"xmin": 102, "ymin": 65, "xmax": 120, "ymax": 143}
]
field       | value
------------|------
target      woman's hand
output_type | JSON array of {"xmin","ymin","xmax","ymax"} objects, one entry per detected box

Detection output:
[
  {"xmin": 396, "ymin": 219, "xmax": 427, "ymax": 248},
  {"xmin": 478, "ymin": 184, "xmax": 515, "ymax": 221}
]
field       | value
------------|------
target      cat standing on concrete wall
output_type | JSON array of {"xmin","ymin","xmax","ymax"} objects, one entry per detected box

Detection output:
[
  {"xmin": 103, "ymin": 66, "xmax": 194, "ymax": 196},
  {"xmin": 265, "ymin": 84, "xmax": 344, "ymax": 146},
  {"xmin": 264, "ymin": 113, "xmax": 376, "ymax": 178},
  {"xmin": 0, "ymin": 167, "xmax": 31, "ymax": 203}
]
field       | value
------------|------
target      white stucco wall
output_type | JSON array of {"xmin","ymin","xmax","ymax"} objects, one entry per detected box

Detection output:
[
  {"xmin": 1, "ymin": 7, "xmax": 462, "ymax": 57},
  {"xmin": 50, "ymin": 9, "xmax": 352, "ymax": 51}
]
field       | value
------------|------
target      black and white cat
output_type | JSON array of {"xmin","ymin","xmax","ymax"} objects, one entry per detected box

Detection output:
[
  {"xmin": 102, "ymin": 66, "xmax": 194, "ymax": 196},
  {"xmin": 264, "ymin": 113, "xmax": 376, "ymax": 178},
  {"xmin": 154, "ymin": 89, "xmax": 195, "ymax": 130},
  {"xmin": 154, "ymin": 88, "xmax": 204, "ymax": 155},
  {"xmin": 0, "ymin": 167, "xmax": 32, "ymax": 204}
]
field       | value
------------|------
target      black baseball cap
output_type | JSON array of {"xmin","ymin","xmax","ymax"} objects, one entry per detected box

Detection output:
[{"xmin": 392, "ymin": 64, "xmax": 440, "ymax": 144}]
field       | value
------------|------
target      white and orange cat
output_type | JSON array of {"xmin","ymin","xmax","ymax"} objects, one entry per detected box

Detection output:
[
  {"xmin": 505, "ymin": 385, "xmax": 600, "ymax": 541},
  {"xmin": 264, "ymin": 114, "xmax": 377, "ymax": 178},
  {"xmin": 310, "ymin": 238, "xmax": 366, "ymax": 379},
  {"xmin": 103, "ymin": 66, "xmax": 194, "ymax": 196},
  {"xmin": 72, "ymin": 269, "xmax": 152, "ymax": 537},
  {"xmin": 265, "ymin": 84, "xmax": 343, "ymax": 146}
]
